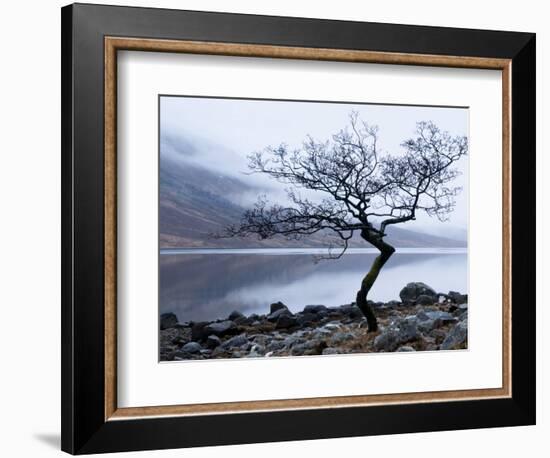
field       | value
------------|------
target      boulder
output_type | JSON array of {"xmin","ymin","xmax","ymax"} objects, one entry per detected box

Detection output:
[
  {"xmin": 180, "ymin": 341, "xmax": 202, "ymax": 354},
  {"xmin": 397, "ymin": 345, "xmax": 416, "ymax": 352},
  {"xmin": 440, "ymin": 321, "xmax": 468, "ymax": 350},
  {"xmin": 228, "ymin": 310, "xmax": 245, "ymax": 321},
  {"xmin": 386, "ymin": 300, "xmax": 402, "ymax": 308},
  {"xmin": 160, "ymin": 312, "xmax": 178, "ymax": 330},
  {"xmin": 203, "ymin": 320, "xmax": 237, "ymax": 338},
  {"xmin": 291, "ymin": 343, "xmax": 307, "ymax": 356},
  {"xmin": 322, "ymin": 348, "xmax": 339, "ymax": 355},
  {"xmin": 205, "ymin": 335, "xmax": 222, "ymax": 349},
  {"xmin": 373, "ymin": 317, "xmax": 419, "ymax": 352},
  {"xmin": 339, "ymin": 304, "xmax": 364, "ymax": 319},
  {"xmin": 416, "ymin": 310, "xmax": 456, "ymax": 333},
  {"xmin": 283, "ymin": 335, "xmax": 304, "ymax": 347},
  {"xmin": 430, "ymin": 328, "xmax": 448, "ymax": 343},
  {"xmin": 454, "ymin": 303, "xmax": 468, "ymax": 316},
  {"xmin": 275, "ymin": 314, "xmax": 298, "ymax": 329},
  {"xmin": 248, "ymin": 344, "xmax": 265, "ymax": 358},
  {"xmin": 329, "ymin": 331, "xmax": 355, "ymax": 345},
  {"xmin": 399, "ymin": 282, "xmax": 437, "ymax": 304},
  {"xmin": 221, "ymin": 334, "xmax": 249, "ymax": 349},
  {"xmin": 417, "ymin": 319, "xmax": 436, "ymax": 333},
  {"xmin": 267, "ymin": 339, "xmax": 286, "ymax": 351},
  {"xmin": 426, "ymin": 310, "xmax": 456, "ymax": 323},
  {"xmin": 303, "ymin": 304, "xmax": 327, "ymax": 314},
  {"xmin": 448, "ymin": 291, "xmax": 468, "ymax": 304},
  {"xmin": 270, "ymin": 301, "xmax": 289, "ymax": 314},
  {"xmin": 191, "ymin": 321, "xmax": 209, "ymax": 341},
  {"xmin": 267, "ymin": 308, "xmax": 293, "ymax": 322},
  {"xmin": 296, "ymin": 312, "xmax": 318, "ymax": 326},
  {"xmin": 416, "ymin": 294, "xmax": 435, "ymax": 306}
]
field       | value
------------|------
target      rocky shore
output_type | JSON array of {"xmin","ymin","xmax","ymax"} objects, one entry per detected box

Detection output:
[{"xmin": 160, "ymin": 282, "xmax": 468, "ymax": 361}]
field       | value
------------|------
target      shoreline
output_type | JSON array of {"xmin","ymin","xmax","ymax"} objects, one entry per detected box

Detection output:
[{"xmin": 160, "ymin": 282, "xmax": 468, "ymax": 361}]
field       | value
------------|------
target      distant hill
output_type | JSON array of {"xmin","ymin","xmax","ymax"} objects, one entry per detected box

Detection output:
[{"xmin": 160, "ymin": 155, "xmax": 466, "ymax": 249}]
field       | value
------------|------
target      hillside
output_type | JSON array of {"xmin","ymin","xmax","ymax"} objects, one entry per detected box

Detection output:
[{"xmin": 160, "ymin": 155, "xmax": 466, "ymax": 249}]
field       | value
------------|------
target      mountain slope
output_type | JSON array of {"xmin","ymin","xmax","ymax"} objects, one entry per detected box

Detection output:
[{"xmin": 160, "ymin": 156, "xmax": 466, "ymax": 249}]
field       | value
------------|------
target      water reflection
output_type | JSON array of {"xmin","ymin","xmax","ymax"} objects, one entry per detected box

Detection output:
[{"xmin": 160, "ymin": 249, "xmax": 467, "ymax": 323}]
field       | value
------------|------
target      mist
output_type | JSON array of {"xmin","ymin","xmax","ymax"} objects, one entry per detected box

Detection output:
[{"xmin": 160, "ymin": 96, "xmax": 469, "ymax": 239}]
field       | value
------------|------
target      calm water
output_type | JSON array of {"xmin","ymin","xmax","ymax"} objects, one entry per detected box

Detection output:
[{"xmin": 160, "ymin": 248, "xmax": 467, "ymax": 323}]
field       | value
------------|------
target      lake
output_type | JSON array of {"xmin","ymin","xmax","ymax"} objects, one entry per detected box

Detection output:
[{"xmin": 160, "ymin": 248, "xmax": 467, "ymax": 323}]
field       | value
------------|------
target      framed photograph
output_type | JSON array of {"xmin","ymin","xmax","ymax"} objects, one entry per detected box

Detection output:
[{"xmin": 61, "ymin": 3, "xmax": 536, "ymax": 454}]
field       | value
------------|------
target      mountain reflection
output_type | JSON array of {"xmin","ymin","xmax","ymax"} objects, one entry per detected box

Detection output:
[{"xmin": 160, "ymin": 249, "xmax": 467, "ymax": 323}]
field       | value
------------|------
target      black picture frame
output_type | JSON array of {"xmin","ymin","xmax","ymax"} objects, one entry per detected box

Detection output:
[{"xmin": 61, "ymin": 3, "xmax": 536, "ymax": 454}]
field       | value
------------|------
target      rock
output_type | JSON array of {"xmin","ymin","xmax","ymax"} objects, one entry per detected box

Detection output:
[
  {"xmin": 170, "ymin": 332, "xmax": 190, "ymax": 346},
  {"xmin": 454, "ymin": 303, "xmax": 468, "ymax": 316},
  {"xmin": 425, "ymin": 311, "xmax": 456, "ymax": 325},
  {"xmin": 291, "ymin": 343, "xmax": 307, "ymax": 356},
  {"xmin": 417, "ymin": 319, "xmax": 436, "ymax": 333},
  {"xmin": 248, "ymin": 344, "xmax": 265, "ymax": 357},
  {"xmin": 397, "ymin": 346, "xmax": 416, "ymax": 352},
  {"xmin": 339, "ymin": 304, "xmax": 364, "ymax": 319},
  {"xmin": 283, "ymin": 335, "xmax": 304, "ymax": 347},
  {"xmin": 160, "ymin": 312, "xmax": 178, "ymax": 330},
  {"xmin": 416, "ymin": 294, "xmax": 435, "ymax": 306},
  {"xmin": 270, "ymin": 301, "xmax": 289, "ymax": 314},
  {"xmin": 296, "ymin": 312, "xmax": 317, "ymax": 326},
  {"xmin": 416, "ymin": 310, "xmax": 456, "ymax": 333},
  {"xmin": 228, "ymin": 310, "xmax": 245, "ymax": 321},
  {"xmin": 448, "ymin": 291, "xmax": 468, "ymax": 304},
  {"xmin": 399, "ymin": 316, "xmax": 419, "ymax": 340},
  {"xmin": 191, "ymin": 321, "xmax": 209, "ymax": 341},
  {"xmin": 304, "ymin": 341, "xmax": 327, "ymax": 356},
  {"xmin": 399, "ymin": 282, "xmax": 437, "ymax": 304},
  {"xmin": 267, "ymin": 340, "xmax": 286, "ymax": 351},
  {"xmin": 303, "ymin": 305, "xmax": 327, "ymax": 314},
  {"xmin": 275, "ymin": 314, "xmax": 297, "ymax": 329},
  {"xmin": 233, "ymin": 315, "xmax": 252, "ymax": 326},
  {"xmin": 329, "ymin": 331, "xmax": 355, "ymax": 345},
  {"xmin": 386, "ymin": 300, "xmax": 401, "ymax": 308},
  {"xmin": 323, "ymin": 322, "xmax": 342, "ymax": 331},
  {"xmin": 322, "ymin": 348, "xmax": 339, "ymax": 355},
  {"xmin": 205, "ymin": 335, "xmax": 222, "ymax": 349},
  {"xmin": 416, "ymin": 309, "xmax": 430, "ymax": 321},
  {"xmin": 440, "ymin": 321, "xmax": 468, "ymax": 350},
  {"xmin": 373, "ymin": 317, "xmax": 419, "ymax": 352},
  {"xmin": 221, "ymin": 334, "xmax": 249, "ymax": 350},
  {"xmin": 203, "ymin": 320, "xmax": 237, "ymax": 338},
  {"xmin": 267, "ymin": 308, "xmax": 293, "ymax": 322},
  {"xmin": 180, "ymin": 341, "xmax": 202, "ymax": 354},
  {"xmin": 430, "ymin": 329, "xmax": 448, "ymax": 343},
  {"xmin": 250, "ymin": 334, "xmax": 268, "ymax": 346}
]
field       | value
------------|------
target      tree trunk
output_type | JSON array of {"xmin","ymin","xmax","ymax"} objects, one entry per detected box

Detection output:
[{"xmin": 356, "ymin": 231, "xmax": 396, "ymax": 332}]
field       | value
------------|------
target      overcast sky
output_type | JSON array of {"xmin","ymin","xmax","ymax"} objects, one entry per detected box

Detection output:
[{"xmin": 160, "ymin": 96, "xmax": 469, "ymax": 238}]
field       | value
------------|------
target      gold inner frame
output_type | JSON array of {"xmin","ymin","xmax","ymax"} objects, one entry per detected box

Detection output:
[{"xmin": 104, "ymin": 37, "xmax": 512, "ymax": 421}]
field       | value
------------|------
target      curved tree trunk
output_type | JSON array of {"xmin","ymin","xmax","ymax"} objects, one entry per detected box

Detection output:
[{"xmin": 356, "ymin": 230, "xmax": 396, "ymax": 332}]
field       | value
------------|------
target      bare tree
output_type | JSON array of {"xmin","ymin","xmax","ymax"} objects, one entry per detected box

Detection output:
[{"xmin": 224, "ymin": 112, "xmax": 467, "ymax": 331}]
